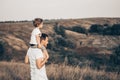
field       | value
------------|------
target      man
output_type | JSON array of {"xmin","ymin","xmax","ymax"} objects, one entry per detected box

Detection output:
[{"xmin": 25, "ymin": 33, "xmax": 49, "ymax": 80}]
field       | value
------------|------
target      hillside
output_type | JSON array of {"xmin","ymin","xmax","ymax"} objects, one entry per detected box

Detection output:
[{"xmin": 0, "ymin": 18, "xmax": 120, "ymax": 66}]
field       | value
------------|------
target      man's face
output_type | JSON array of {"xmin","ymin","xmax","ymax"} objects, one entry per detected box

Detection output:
[{"xmin": 43, "ymin": 37, "xmax": 48, "ymax": 47}]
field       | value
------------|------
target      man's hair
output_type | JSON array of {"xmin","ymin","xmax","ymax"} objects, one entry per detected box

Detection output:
[
  {"xmin": 33, "ymin": 18, "xmax": 43, "ymax": 27},
  {"xmin": 40, "ymin": 33, "xmax": 48, "ymax": 41}
]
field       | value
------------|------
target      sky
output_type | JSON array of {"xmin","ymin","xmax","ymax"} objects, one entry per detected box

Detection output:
[{"xmin": 0, "ymin": 0, "xmax": 120, "ymax": 21}]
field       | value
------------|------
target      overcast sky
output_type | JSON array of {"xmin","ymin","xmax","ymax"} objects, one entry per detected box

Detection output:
[{"xmin": 0, "ymin": 0, "xmax": 120, "ymax": 21}]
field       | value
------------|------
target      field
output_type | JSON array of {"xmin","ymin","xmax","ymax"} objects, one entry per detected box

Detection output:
[{"xmin": 0, "ymin": 61, "xmax": 119, "ymax": 80}]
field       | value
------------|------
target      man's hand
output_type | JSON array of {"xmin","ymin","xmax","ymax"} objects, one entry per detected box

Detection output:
[
  {"xmin": 36, "ymin": 57, "xmax": 48, "ymax": 69},
  {"xmin": 37, "ymin": 44, "xmax": 42, "ymax": 48}
]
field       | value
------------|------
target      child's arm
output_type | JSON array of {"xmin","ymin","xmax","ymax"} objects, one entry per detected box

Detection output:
[
  {"xmin": 36, "ymin": 34, "xmax": 41, "ymax": 48},
  {"xmin": 25, "ymin": 54, "xmax": 29, "ymax": 64}
]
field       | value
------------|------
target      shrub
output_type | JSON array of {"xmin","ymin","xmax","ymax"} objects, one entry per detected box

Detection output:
[
  {"xmin": 111, "ymin": 24, "xmax": 120, "ymax": 35},
  {"xmin": 54, "ymin": 25, "xmax": 65, "ymax": 37},
  {"xmin": 108, "ymin": 45, "xmax": 120, "ymax": 72},
  {"xmin": 110, "ymin": 45, "xmax": 120, "ymax": 65},
  {"xmin": 71, "ymin": 26, "xmax": 87, "ymax": 34},
  {"xmin": 65, "ymin": 40, "xmax": 76, "ymax": 48},
  {"xmin": 55, "ymin": 37, "xmax": 66, "ymax": 47},
  {"xmin": 89, "ymin": 24, "xmax": 104, "ymax": 34},
  {"xmin": 0, "ymin": 40, "xmax": 12, "ymax": 61},
  {"xmin": 103, "ymin": 27, "xmax": 112, "ymax": 35},
  {"xmin": 55, "ymin": 37, "xmax": 76, "ymax": 49},
  {"xmin": 0, "ymin": 40, "xmax": 5, "ymax": 60},
  {"xmin": 89, "ymin": 24, "xmax": 120, "ymax": 35}
]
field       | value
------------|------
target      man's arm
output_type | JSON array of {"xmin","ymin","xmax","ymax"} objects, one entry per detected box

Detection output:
[
  {"xmin": 25, "ymin": 55, "xmax": 29, "ymax": 64},
  {"xmin": 43, "ymin": 50, "xmax": 49, "ymax": 60},
  {"xmin": 36, "ymin": 58, "xmax": 47, "ymax": 69},
  {"xmin": 41, "ymin": 46, "xmax": 49, "ymax": 60}
]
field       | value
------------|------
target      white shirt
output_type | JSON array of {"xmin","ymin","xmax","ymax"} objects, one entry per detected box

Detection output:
[
  {"xmin": 30, "ymin": 28, "xmax": 41, "ymax": 44},
  {"xmin": 27, "ymin": 48, "xmax": 48, "ymax": 80}
]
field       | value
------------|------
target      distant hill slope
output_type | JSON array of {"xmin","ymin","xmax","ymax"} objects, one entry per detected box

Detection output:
[{"xmin": 0, "ymin": 18, "xmax": 120, "ymax": 64}]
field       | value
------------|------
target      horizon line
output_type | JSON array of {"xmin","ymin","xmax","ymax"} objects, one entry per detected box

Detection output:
[{"xmin": 0, "ymin": 17, "xmax": 120, "ymax": 22}]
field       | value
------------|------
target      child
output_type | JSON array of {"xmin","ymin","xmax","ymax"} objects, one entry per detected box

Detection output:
[{"xmin": 29, "ymin": 18, "xmax": 43, "ymax": 48}]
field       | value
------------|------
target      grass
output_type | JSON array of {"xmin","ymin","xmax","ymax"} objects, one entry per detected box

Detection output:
[
  {"xmin": 0, "ymin": 61, "xmax": 30, "ymax": 80},
  {"xmin": 0, "ymin": 61, "xmax": 119, "ymax": 80}
]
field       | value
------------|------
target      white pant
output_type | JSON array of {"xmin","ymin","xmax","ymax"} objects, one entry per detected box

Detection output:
[{"xmin": 30, "ymin": 67, "xmax": 48, "ymax": 80}]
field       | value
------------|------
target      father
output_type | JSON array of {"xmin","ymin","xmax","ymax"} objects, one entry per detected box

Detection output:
[{"xmin": 25, "ymin": 33, "xmax": 49, "ymax": 80}]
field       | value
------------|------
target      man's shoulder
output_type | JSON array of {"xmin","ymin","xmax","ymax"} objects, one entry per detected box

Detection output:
[{"xmin": 35, "ymin": 50, "xmax": 44, "ymax": 59}]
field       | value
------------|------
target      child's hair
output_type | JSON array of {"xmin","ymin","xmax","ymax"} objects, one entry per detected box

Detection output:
[
  {"xmin": 33, "ymin": 18, "xmax": 43, "ymax": 27},
  {"xmin": 40, "ymin": 33, "xmax": 48, "ymax": 41}
]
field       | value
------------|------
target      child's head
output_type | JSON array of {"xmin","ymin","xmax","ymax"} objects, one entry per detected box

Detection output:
[{"xmin": 33, "ymin": 18, "xmax": 43, "ymax": 28}]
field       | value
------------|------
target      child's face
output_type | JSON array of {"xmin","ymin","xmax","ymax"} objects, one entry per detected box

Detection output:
[{"xmin": 38, "ymin": 22, "xmax": 43, "ymax": 28}]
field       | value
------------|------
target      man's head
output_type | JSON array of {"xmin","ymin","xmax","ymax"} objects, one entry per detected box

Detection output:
[{"xmin": 40, "ymin": 33, "xmax": 48, "ymax": 47}]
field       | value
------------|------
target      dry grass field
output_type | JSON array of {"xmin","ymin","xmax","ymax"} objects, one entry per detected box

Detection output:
[{"xmin": 0, "ymin": 61, "xmax": 119, "ymax": 80}]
